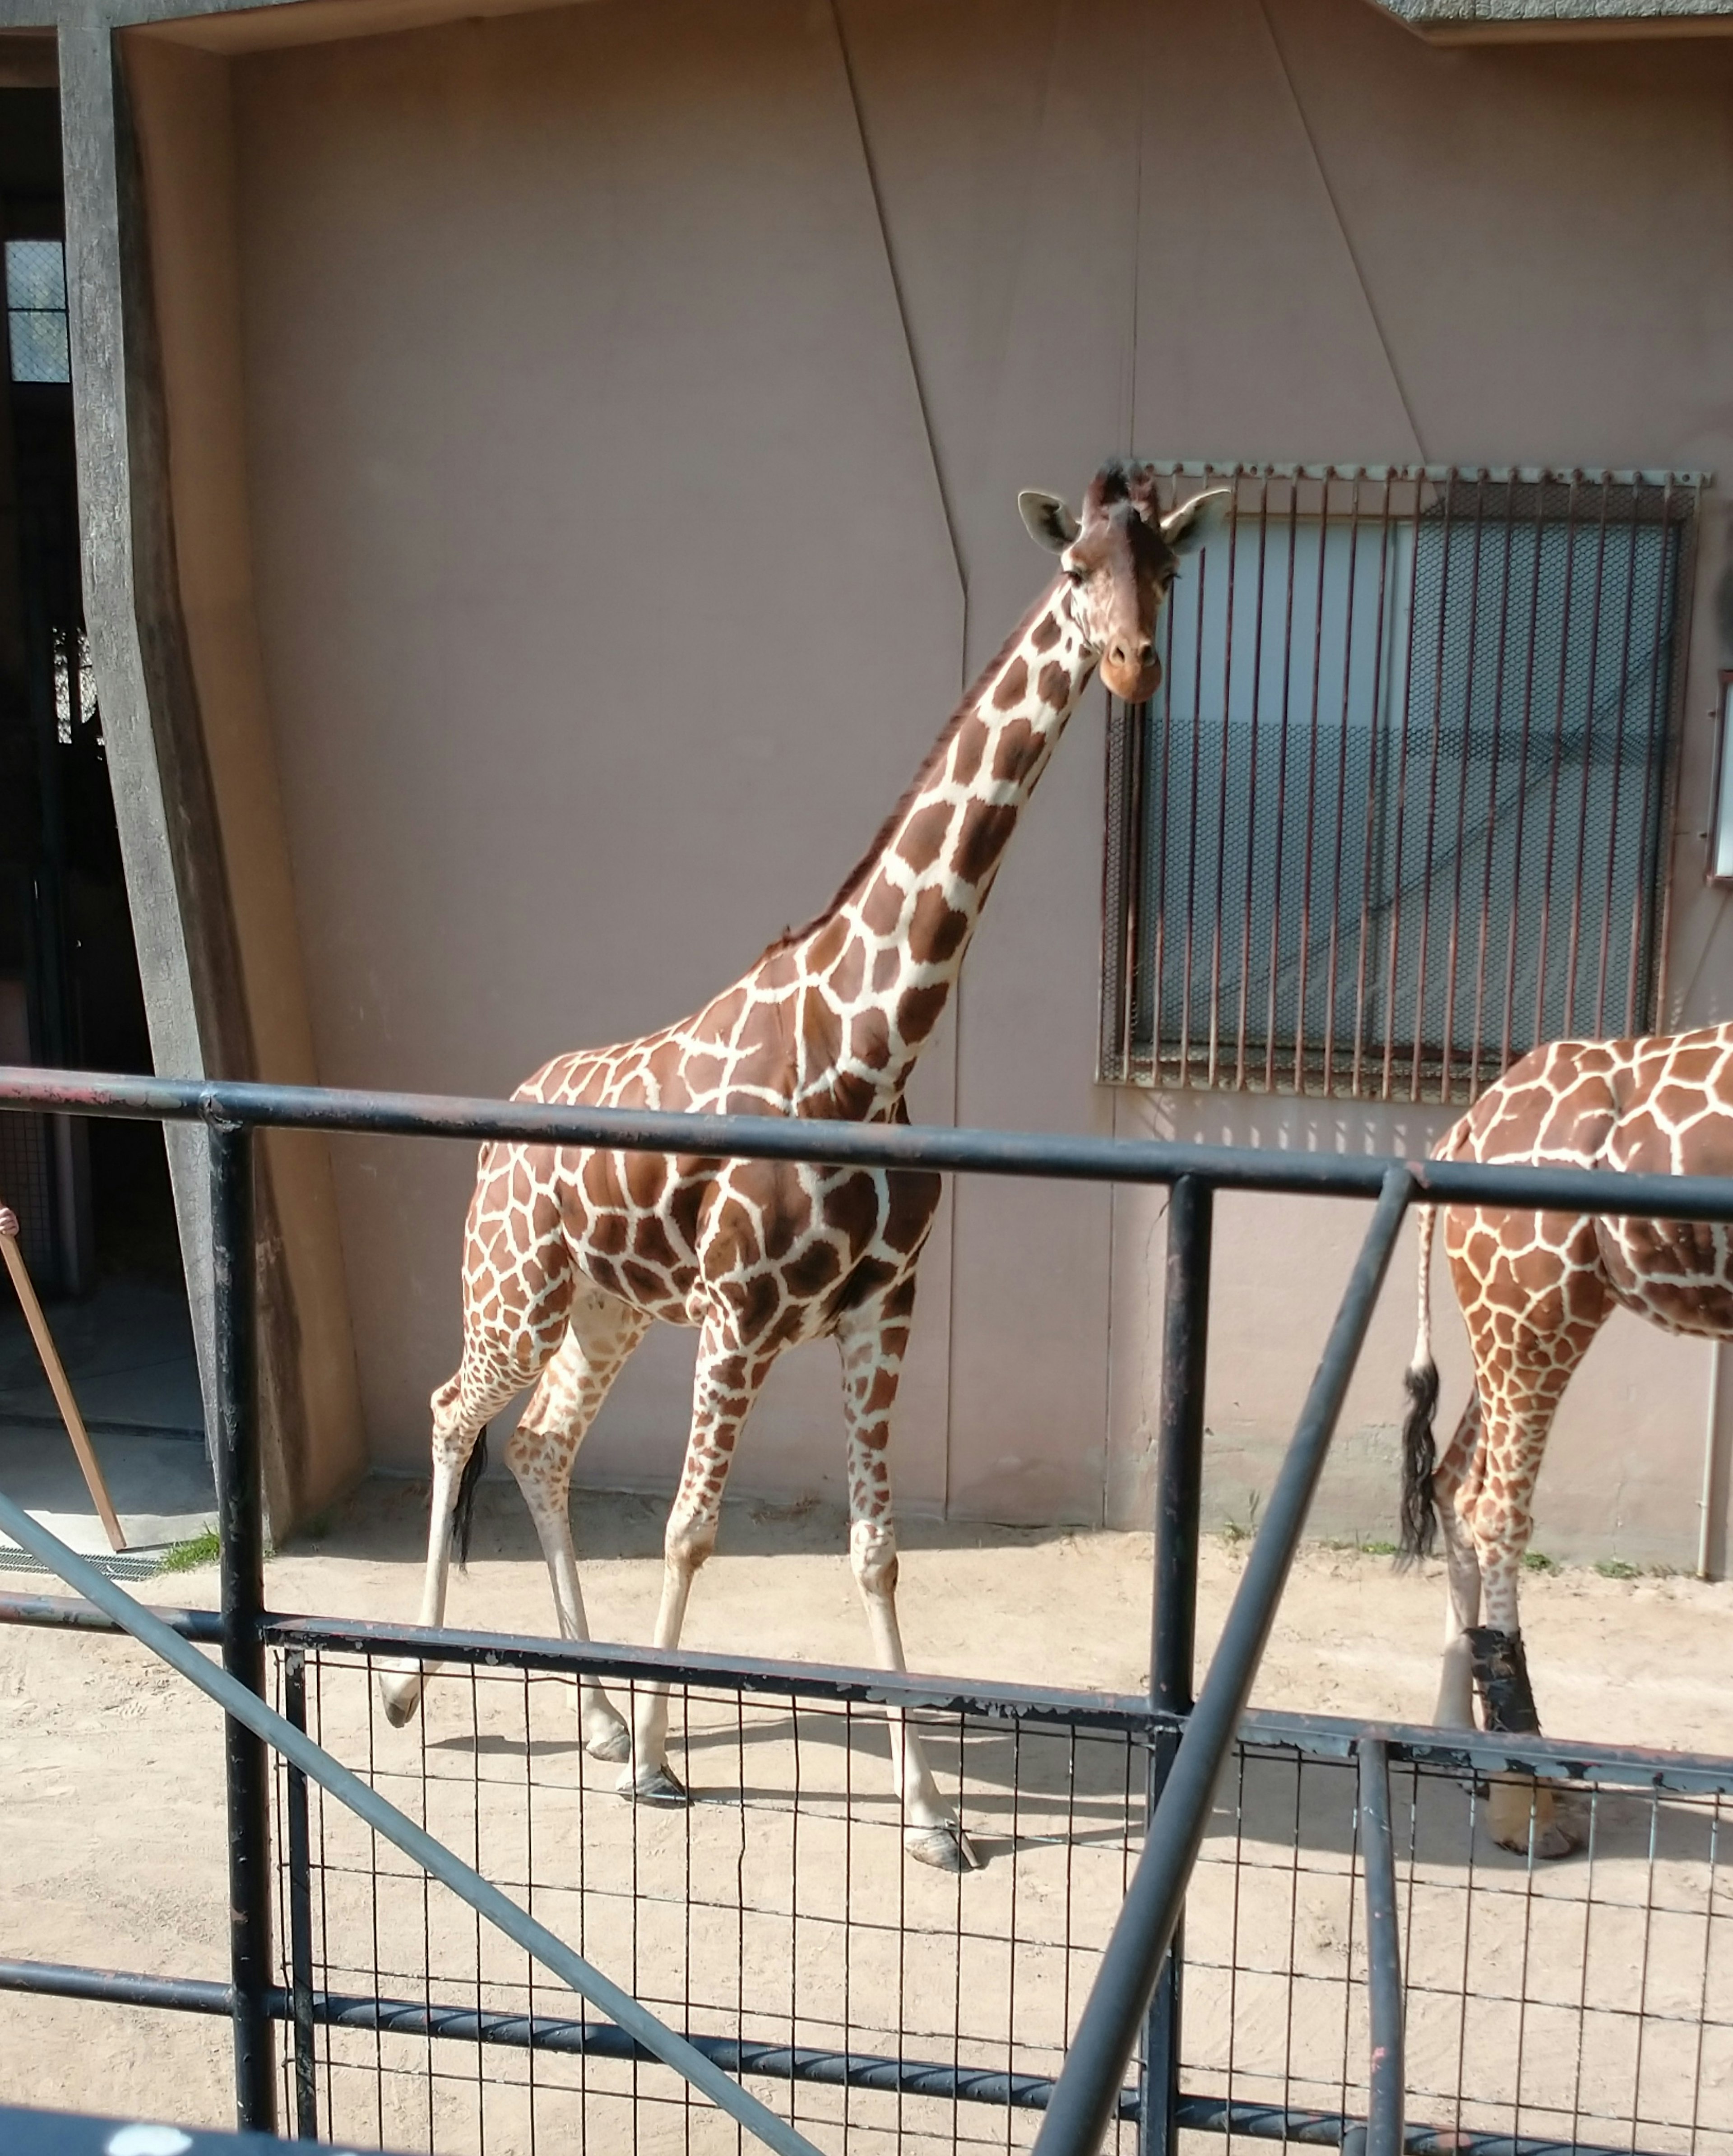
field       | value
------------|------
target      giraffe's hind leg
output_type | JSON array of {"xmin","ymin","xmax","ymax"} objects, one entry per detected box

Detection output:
[
  {"xmin": 1432, "ymin": 1391, "xmax": 1484, "ymax": 1729},
  {"xmin": 504, "ymin": 1285, "xmax": 652, "ymax": 1763}
]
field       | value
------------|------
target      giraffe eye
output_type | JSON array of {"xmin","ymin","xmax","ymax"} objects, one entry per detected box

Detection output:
[{"xmin": 1064, "ymin": 563, "xmax": 1084, "ymax": 586}]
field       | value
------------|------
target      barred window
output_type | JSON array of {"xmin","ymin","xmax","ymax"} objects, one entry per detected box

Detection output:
[{"xmin": 1099, "ymin": 465, "xmax": 1701, "ymax": 1103}]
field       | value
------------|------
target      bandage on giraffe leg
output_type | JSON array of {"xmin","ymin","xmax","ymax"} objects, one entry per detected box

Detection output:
[{"xmin": 1467, "ymin": 1626, "xmax": 1578, "ymax": 1858}]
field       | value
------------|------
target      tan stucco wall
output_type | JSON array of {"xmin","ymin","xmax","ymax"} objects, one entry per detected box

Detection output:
[
  {"xmin": 130, "ymin": 0, "xmax": 1733, "ymax": 1566},
  {"xmin": 124, "ymin": 38, "xmax": 368, "ymax": 1524}
]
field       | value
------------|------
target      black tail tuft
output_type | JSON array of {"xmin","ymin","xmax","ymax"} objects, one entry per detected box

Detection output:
[
  {"xmin": 1397, "ymin": 1361, "xmax": 1440, "ymax": 1564},
  {"xmin": 453, "ymin": 1427, "xmax": 489, "ymax": 1573}
]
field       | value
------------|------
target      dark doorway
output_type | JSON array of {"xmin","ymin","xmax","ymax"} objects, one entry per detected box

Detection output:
[{"xmin": 0, "ymin": 86, "xmax": 184, "ymax": 1309}]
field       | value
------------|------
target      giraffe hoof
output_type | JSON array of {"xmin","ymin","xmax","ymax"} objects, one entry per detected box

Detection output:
[
  {"xmin": 1488, "ymin": 1779, "xmax": 1581, "ymax": 1860},
  {"xmin": 618, "ymin": 1763, "xmax": 689, "ymax": 1807},
  {"xmin": 583, "ymin": 1718, "xmax": 633, "ymax": 1765},
  {"xmin": 380, "ymin": 1679, "xmax": 423, "ymax": 1730},
  {"xmin": 904, "ymin": 1822, "xmax": 981, "ymax": 1874}
]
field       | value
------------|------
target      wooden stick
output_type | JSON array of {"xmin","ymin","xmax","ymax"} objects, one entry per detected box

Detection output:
[{"xmin": 0, "ymin": 1221, "xmax": 127, "ymax": 1551}]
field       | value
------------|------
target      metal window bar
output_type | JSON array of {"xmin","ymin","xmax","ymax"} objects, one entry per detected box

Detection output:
[
  {"xmin": 8, "ymin": 1071, "xmax": 1733, "ymax": 2156},
  {"xmin": 1101, "ymin": 464, "xmax": 1704, "ymax": 1101}
]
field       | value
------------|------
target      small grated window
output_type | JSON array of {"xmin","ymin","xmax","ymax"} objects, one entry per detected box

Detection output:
[
  {"xmin": 1099, "ymin": 465, "xmax": 1701, "ymax": 1104},
  {"xmin": 5, "ymin": 237, "xmax": 70, "ymax": 384}
]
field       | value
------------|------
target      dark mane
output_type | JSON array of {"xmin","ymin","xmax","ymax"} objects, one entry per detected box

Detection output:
[{"xmin": 759, "ymin": 586, "xmax": 1059, "ymax": 959}]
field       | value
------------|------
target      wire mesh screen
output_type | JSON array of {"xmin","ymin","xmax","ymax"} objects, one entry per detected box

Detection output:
[
  {"xmin": 1099, "ymin": 465, "xmax": 1701, "ymax": 1102},
  {"xmin": 265, "ymin": 1632, "xmax": 1733, "ymax": 2156},
  {"xmin": 269, "ymin": 1638, "xmax": 1149, "ymax": 2156},
  {"xmin": 1182, "ymin": 1739, "xmax": 1733, "ymax": 2156}
]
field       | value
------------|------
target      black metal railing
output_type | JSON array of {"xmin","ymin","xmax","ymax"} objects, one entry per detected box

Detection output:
[{"xmin": 5, "ymin": 1064, "xmax": 1733, "ymax": 2156}]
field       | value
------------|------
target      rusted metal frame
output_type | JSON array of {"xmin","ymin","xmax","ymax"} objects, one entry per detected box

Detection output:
[
  {"xmin": 1291, "ymin": 469, "xmax": 1336, "ymax": 1093},
  {"xmin": 1378, "ymin": 478, "xmax": 1428, "ymax": 1100},
  {"xmin": 1350, "ymin": 475, "xmax": 1398, "ymax": 1099},
  {"xmin": 1032, "ymin": 1168, "xmax": 1416, "ymax": 2156},
  {"xmin": 1262, "ymin": 474, "xmax": 1303, "ymax": 1093},
  {"xmin": 1436, "ymin": 473, "xmax": 1489, "ymax": 1104},
  {"xmin": 1206, "ymin": 470, "xmax": 1244, "ymax": 1090},
  {"xmin": 1233, "ymin": 471, "xmax": 1271, "ymax": 1091},
  {"xmin": 1623, "ymin": 476, "xmax": 1677, "ymax": 1032},
  {"xmin": 1406, "ymin": 468, "xmax": 1459, "ymax": 1103},
  {"xmin": 1530, "ymin": 471, "xmax": 1587, "ymax": 1052},
  {"xmin": 1497, "ymin": 474, "xmax": 1552, "ymax": 1073},
  {"xmin": 1592, "ymin": 502, "xmax": 1646, "ymax": 1038},
  {"xmin": 1098, "ymin": 694, "xmax": 1135, "ymax": 1082},
  {"xmin": 1466, "ymin": 477, "xmax": 1522, "ymax": 1100},
  {"xmin": 1560, "ymin": 476, "xmax": 1615, "ymax": 1031},
  {"xmin": 1122, "ymin": 695, "xmax": 1148, "ymax": 1078},
  {"xmin": 1176, "ymin": 523, "xmax": 1211, "ymax": 1088},
  {"xmin": 1146, "ymin": 579, "xmax": 1180, "ymax": 1083},
  {"xmin": 1320, "ymin": 472, "xmax": 1365, "ymax": 1097},
  {"xmin": 1644, "ymin": 478, "xmax": 1701, "ymax": 1032}
]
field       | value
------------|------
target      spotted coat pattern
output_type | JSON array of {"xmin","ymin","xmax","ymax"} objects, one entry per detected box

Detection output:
[
  {"xmin": 1417, "ymin": 1024, "xmax": 1733, "ymax": 1748},
  {"xmin": 381, "ymin": 462, "xmax": 1221, "ymax": 1866}
]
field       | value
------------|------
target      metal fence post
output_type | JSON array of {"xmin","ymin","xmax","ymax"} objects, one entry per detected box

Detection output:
[
  {"xmin": 282, "ymin": 1649, "xmax": 318, "ymax": 2141},
  {"xmin": 1357, "ymin": 1739, "xmax": 1405, "ymax": 2156},
  {"xmin": 209, "ymin": 1115, "xmax": 275, "ymax": 2132},
  {"xmin": 1140, "ymin": 1174, "xmax": 1213, "ymax": 2156}
]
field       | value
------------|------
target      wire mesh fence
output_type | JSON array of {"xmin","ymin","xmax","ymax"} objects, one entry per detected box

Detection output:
[
  {"xmin": 1183, "ymin": 1739, "xmax": 1733, "ymax": 2156},
  {"xmin": 269, "ymin": 1630, "xmax": 1152, "ymax": 2156},
  {"xmin": 264, "ymin": 1625, "xmax": 1733, "ymax": 2156}
]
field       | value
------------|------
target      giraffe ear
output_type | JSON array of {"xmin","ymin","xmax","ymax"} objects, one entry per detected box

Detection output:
[
  {"xmin": 1160, "ymin": 485, "xmax": 1233, "ymax": 558},
  {"xmin": 1019, "ymin": 490, "xmax": 1081, "ymax": 553}
]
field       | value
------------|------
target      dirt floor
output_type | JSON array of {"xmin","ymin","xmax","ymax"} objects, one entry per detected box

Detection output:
[{"xmin": 2, "ymin": 1477, "xmax": 1731, "ymax": 2152}]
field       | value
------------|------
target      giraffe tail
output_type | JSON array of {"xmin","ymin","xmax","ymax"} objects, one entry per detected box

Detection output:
[
  {"xmin": 453, "ymin": 1426, "xmax": 490, "ymax": 1573},
  {"xmin": 1398, "ymin": 1204, "xmax": 1440, "ymax": 1565}
]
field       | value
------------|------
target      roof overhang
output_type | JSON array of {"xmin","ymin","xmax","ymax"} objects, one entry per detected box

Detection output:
[{"xmin": 1369, "ymin": 0, "xmax": 1733, "ymax": 38}]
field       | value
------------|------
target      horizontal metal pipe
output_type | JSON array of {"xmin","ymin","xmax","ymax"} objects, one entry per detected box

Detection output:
[
  {"xmin": 266, "ymin": 1612, "xmax": 1163, "ymax": 1730},
  {"xmin": 1173, "ymin": 2093, "xmax": 1656, "ymax": 2156},
  {"xmin": 14, "ymin": 1592, "xmax": 1730, "ymax": 1796},
  {"xmin": 1033, "ymin": 1168, "xmax": 1415, "ymax": 2156},
  {"xmin": 0, "ymin": 1963, "xmax": 1659, "ymax": 2156},
  {"xmin": 7, "ymin": 1064, "xmax": 1733, "ymax": 1219},
  {"xmin": 0, "ymin": 1960, "xmax": 233, "ymax": 2013},
  {"xmin": 0, "ymin": 1591, "xmax": 224, "ymax": 1642},
  {"xmin": 296, "ymin": 1989, "xmax": 1141, "ymax": 2116},
  {"xmin": 0, "ymin": 2109, "xmax": 417, "ymax": 2156},
  {"xmin": 0, "ymin": 1957, "xmax": 1136, "ymax": 2117},
  {"xmin": 0, "ymin": 1492, "xmax": 824, "ymax": 2156}
]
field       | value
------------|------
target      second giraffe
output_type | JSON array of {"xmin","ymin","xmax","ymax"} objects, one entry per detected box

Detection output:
[{"xmin": 381, "ymin": 459, "xmax": 1229, "ymax": 1870}]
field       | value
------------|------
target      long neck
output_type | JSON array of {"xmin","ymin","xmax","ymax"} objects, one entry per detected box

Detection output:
[{"xmin": 790, "ymin": 582, "xmax": 1095, "ymax": 1116}]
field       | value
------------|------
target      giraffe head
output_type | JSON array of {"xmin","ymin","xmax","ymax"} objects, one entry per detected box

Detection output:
[{"xmin": 1018, "ymin": 461, "xmax": 1230, "ymax": 700}]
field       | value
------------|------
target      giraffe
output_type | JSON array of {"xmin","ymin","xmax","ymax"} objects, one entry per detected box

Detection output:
[
  {"xmin": 379, "ymin": 460, "xmax": 1230, "ymax": 1871},
  {"xmin": 1399, "ymin": 1020, "xmax": 1733, "ymax": 1856}
]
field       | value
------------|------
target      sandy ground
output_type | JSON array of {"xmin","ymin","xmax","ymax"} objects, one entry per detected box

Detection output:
[{"xmin": 2, "ymin": 1477, "xmax": 1731, "ymax": 2153}]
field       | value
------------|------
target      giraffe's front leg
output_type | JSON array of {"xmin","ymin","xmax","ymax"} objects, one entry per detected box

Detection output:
[{"xmin": 838, "ymin": 1283, "xmax": 979, "ymax": 1875}]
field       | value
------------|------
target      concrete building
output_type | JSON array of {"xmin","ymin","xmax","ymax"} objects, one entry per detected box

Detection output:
[{"xmin": 2, "ymin": 0, "xmax": 1732, "ymax": 1567}]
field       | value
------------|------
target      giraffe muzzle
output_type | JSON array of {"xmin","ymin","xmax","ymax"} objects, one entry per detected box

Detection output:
[{"xmin": 1101, "ymin": 646, "xmax": 1161, "ymax": 701}]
